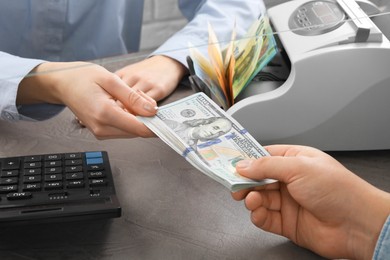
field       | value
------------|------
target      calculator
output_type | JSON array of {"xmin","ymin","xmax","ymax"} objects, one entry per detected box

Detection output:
[{"xmin": 0, "ymin": 151, "xmax": 121, "ymax": 225}]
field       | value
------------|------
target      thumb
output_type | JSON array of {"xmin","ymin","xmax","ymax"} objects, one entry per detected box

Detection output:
[{"xmin": 236, "ymin": 156, "xmax": 300, "ymax": 184}]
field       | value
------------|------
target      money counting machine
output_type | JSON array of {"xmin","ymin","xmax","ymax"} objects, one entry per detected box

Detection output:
[{"xmin": 228, "ymin": 0, "xmax": 390, "ymax": 150}]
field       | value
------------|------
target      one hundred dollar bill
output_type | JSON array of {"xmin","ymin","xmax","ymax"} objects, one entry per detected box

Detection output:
[{"xmin": 138, "ymin": 92, "xmax": 275, "ymax": 192}]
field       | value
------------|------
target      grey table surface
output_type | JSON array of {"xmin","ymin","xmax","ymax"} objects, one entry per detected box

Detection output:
[
  {"xmin": 0, "ymin": 53, "xmax": 390, "ymax": 260},
  {"xmin": 2, "ymin": 0, "xmax": 390, "ymax": 254}
]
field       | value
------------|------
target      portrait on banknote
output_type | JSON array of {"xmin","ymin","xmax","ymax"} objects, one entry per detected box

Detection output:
[{"xmin": 164, "ymin": 117, "xmax": 233, "ymax": 151}]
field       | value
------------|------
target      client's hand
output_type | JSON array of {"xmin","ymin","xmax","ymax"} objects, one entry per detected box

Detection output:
[
  {"xmin": 115, "ymin": 55, "xmax": 187, "ymax": 101},
  {"xmin": 18, "ymin": 62, "xmax": 158, "ymax": 139},
  {"xmin": 232, "ymin": 145, "xmax": 390, "ymax": 260}
]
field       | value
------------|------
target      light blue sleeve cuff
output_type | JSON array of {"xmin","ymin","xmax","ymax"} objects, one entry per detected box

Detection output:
[
  {"xmin": 17, "ymin": 104, "xmax": 65, "ymax": 121},
  {"xmin": 0, "ymin": 52, "xmax": 60, "ymax": 121},
  {"xmin": 373, "ymin": 214, "xmax": 390, "ymax": 260}
]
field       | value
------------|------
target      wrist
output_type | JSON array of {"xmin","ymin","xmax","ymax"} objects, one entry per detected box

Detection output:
[
  {"xmin": 17, "ymin": 62, "xmax": 66, "ymax": 105},
  {"xmin": 153, "ymin": 55, "xmax": 188, "ymax": 79},
  {"xmin": 350, "ymin": 187, "xmax": 390, "ymax": 260},
  {"xmin": 17, "ymin": 61, "xmax": 88, "ymax": 105}
]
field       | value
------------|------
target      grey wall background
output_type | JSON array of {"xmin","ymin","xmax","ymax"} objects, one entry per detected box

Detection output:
[{"xmin": 140, "ymin": 0, "xmax": 187, "ymax": 51}]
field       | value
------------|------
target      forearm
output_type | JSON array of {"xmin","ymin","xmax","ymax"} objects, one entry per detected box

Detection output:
[{"xmin": 17, "ymin": 62, "xmax": 86, "ymax": 105}]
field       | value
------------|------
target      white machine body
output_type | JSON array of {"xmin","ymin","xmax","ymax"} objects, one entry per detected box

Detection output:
[{"xmin": 228, "ymin": 0, "xmax": 390, "ymax": 150}]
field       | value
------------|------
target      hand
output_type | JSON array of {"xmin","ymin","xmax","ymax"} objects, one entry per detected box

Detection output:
[
  {"xmin": 232, "ymin": 145, "xmax": 390, "ymax": 260},
  {"xmin": 115, "ymin": 55, "xmax": 187, "ymax": 101},
  {"xmin": 17, "ymin": 62, "xmax": 158, "ymax": 139}
]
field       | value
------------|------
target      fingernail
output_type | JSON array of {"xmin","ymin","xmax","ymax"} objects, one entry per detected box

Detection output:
[
  {"xmin": 143, "ymin": 103, "xmax": 157, "ymax": 112},
  {"xmin": 144, "ymin": 103, "xmax": 154, "ymax": 112},
  {"xmin": 236, "ymin": 159, "xmax": 252, "ymax": 169}
]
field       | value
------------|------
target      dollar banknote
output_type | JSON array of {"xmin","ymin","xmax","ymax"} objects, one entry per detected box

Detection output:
[
  {"xmin": 138, "ymin": 92, "xmax": 276, "ymax": 192},
  {"xmin": 188, "ymin": 14, "xmax": 277, "ymax": 109}
]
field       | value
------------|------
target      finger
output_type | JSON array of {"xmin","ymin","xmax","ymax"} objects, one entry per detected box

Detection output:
[
  {"xmin": 100, "ymin": 75, "xmax": 157, "ymax": 116},
  {"xmin": 231, "ymin": 181, "xmax": 280, "ymax": 201},
  {"xmin": 231, "ymin": 189, "xmax": 252, "ymax": 201},
  {"xmin": 251, "ymin": 207, "xmax": 282, "ymax": 235},
  {"xmin": 236, "ymin": 157, "xmax": 305, "ymax": 184},
  {"xmin": 106, "ymin": 109, "xmax": 155, "ymax": 137},
  {"xmin": 138, "ymin": 88, "xmax": 159, "ymax": 101},
  {"xmin": 264, "ymin": 144, "xmax": 322, "ymax": 158},
  {"xmin": 245, "ymin": 190, "xmax": 281, "ymax": 211},
  {"xmin": 115, "ymin": 100, "xmax": 126, "ymax": 111},
  {"xmin": 114, "ymin": 67, "xmax": 136, "ymax": 84},
  {"xmin": 130, "ymin": 79, "xmax": 167, "ymax": 101},
  {"xmin": 89, "ymin": 106, "xmax": 155, "ymax": 138},
  {"xmin": 136, "ymin": 89, "xmax": 159, "ymax": 105}
]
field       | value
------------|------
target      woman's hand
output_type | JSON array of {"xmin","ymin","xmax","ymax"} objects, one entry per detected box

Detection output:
[
  {"xmin": 18, "ymin": 62, "xmax": 158, "ymax": 139},
  {"xmin": 115, "ymin": 55, "xmax": 187, "ymax": 101}
]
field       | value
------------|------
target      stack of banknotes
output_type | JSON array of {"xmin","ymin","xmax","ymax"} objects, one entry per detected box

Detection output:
[
  {"xmin": 188, "ymin": 14, "xmax": 278, "ymax": 110},
  {"xmin": 138, "ymin": 93, "xmax": 276, "ymax": 192}
]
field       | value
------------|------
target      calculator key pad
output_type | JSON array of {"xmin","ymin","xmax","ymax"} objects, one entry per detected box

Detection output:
[{"xmin": 0, "ymin": 151, "xmax": 116, "ymax": 206}]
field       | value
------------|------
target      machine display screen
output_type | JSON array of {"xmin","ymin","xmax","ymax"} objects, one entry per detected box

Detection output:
[
  {"xmin": 289, "ymin": 0, "xmax": 345, "ymax": 36},
  {"xmin": 313, "ymin": 3, "xmax": 340, "ymax": 23},
  {"xmin": 313, "ymin": 3, "xmax": 332, "ymax": 16}
]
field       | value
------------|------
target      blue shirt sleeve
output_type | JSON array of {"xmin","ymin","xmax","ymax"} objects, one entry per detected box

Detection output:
[
  {"xmin": 373, "ymin": 214, "xmax": 390, "ymax": 260},
  {"xmin": 0, "ymin": 0, "xmax": 144, "ymax": 122},
  {"xmin": 0, "ymin": 51, "xmax": 56, "ymax": 121},
  {"xmin": 152, "ymin": 0, "xmax": 266, "ymax": 65}
]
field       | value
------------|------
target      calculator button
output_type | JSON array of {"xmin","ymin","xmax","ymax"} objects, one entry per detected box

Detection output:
[
  {"xmin": 1, "ymin": 170, "xmax": 19, "ymax": 177},
  {"xmin": 23, "ymin": 175, "xmax": 42, "ymax": 183},
  {"xmin": 86, "ymin": 158, "xmax": 103, "ymax": 165},
  {"xmin": 44, "ymin": 182, "xmax": 63, "ymax": 190},
  {"xmin": 24, "ymin": 168, "xmax": 42, "ymax": 176},
  {"xmin": 65, "ymin": 159, "xmax": 82, "ymax": 166},
  {"xmin": 44, "ymin": 167, "xmax": 62, "ymax": 174},
  {"xmin": 66, "ymin": 172, "xmax": 84, "ymax": 180},
  {"xmin": 85, "ymin": 152, "xmax": 103, "ymax": 158},
  {"xmin": 44, "ymin": 161, "xmax": 62, "ymax": 167},
  {"xmin": 2, "ymin": 158, "xmax": 20, "ymax": 170},
  {"xmin": 65, "ymin": 166, "xmax": 83, "ymax": 173},
  {"xmin": 87, "ymin": 164, "xmax": 104, "ymax": 171},
  {"xmin": 88, "ymin": 171, "xmax": 106, "ymax": 178},
  {"xmin": 0, "ymin": 177, "xmax": 18, "ymax": 185},
  {"xmin": 23, "ymin": 183, "xmax": 41, "ymax": 191},
  {"xmin": 24, "ymin": 155, "xmax": 42, "ymax": 162},
  {"xmin": 0, "ymin": 185, "xmax": 18, "ymax": 193},
  {"xmin": 44, "ymin": 174, "xmax": 62, "ymax": 182},
  {"xmin": 7, "ymin": 192, "xmax": 32, "ymax": 200},
  {"xmin": 44, "ymin": 154, "xmax": 62, "ymax": 161},
  {"xmin": 89, "ymin": 179, "xmax": 107, "ymax": 187},
  {"xmin": 24, "ymin": 162, "xmax": 42, "ymax": 169},
  {"xmin": 65, "ymin": 153, "xmax": 82, "ymax": 160},
  {"xmin": 67, "ymin": 180, "xmax": 85, "ymax": 188}
]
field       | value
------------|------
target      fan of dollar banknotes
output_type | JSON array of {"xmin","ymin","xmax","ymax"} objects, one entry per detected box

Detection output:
[
  {"xmin": 138, "ymin": 93, "xmax": 276, "ymax": 192},
  {"xmin": 187, "ymin": 13, "xmax": 278, "ymax": 110}
]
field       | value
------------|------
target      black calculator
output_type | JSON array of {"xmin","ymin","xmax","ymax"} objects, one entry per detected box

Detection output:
[{"xmin": 0, "ymin": 151, "xmax": 121, "ymax": 225}]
